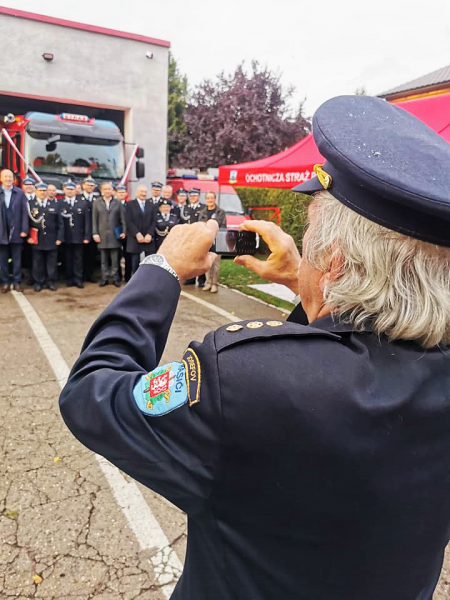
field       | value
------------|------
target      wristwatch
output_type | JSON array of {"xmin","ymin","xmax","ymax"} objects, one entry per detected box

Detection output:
[{"xmin": 140, "ymin": 254, "xmax": 180, "ymax": 282}]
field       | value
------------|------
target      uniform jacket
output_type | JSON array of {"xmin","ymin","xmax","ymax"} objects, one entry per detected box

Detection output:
[
  {"xmin": 125, "ymin": 199, "xmax": 156, "ymax": 254},
  {"xmin": 155, "ymin": 212, "xmax": 179, "ymax": 249},
  {"xmin": 28, "ymin": 198, "xmax": 64, "ymax": 250},
  {"xmin": 60, "ymin": 197, "xmax": 91, "ymax": 244},
  {"xmin": 186, "ymin": 202, "xmax": 204, "ymax": 223},
  {"xmin": 92, "ymin": 196, "xmax": 126, "ymax": 250},
  {"xmin": 0, "ymin": 186, "xmax": 29, "ymax": 244},
  {"xmin": 198, "ymin": 205, "xmax": 227, "ymax": 228},
  {"xmin": 59, "ymin": 267, "xmax": 450, "ymax": 600}
]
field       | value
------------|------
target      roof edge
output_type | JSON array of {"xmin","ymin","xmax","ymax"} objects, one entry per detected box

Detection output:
[{"xmin": 0, "ymin": 5, "xmax": 170, "ymax": 48}]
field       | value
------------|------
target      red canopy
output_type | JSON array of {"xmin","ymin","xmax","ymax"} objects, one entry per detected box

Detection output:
[{"xmin": 218, "ymin": 93, "xmax": 450, "ymax": 189}]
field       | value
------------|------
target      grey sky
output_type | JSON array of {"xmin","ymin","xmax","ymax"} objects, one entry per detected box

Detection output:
[{"xmin": 5, "ymin": 0, "xmax": 450, "ymax": 117}]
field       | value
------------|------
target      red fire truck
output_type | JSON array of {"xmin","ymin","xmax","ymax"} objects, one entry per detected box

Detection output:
[{"xmin": 1, "ymin": 111, "xmax": 144, "ymax": 192}]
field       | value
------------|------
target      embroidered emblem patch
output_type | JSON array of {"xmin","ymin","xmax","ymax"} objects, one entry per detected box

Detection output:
[
  {"xmin": 133, "ymin": 362, "xmax": 187, "ymax": 416},
  {"xmin": 182, "ymin": 348, "xmax": 201, "ymax": 406}
]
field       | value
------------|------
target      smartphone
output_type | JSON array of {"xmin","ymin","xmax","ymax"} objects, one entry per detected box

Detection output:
[{"xmin": 215, "ymin": 229, "xmax": 257, "ymax": 255}]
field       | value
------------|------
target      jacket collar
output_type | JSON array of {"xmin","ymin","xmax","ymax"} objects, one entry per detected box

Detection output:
[
  {"xmin": 310, "ymin": 312, "xmax": 373, "ymax": 334},
  {"xmin": 289, "ymin": 303, "xmax": 373, "ymax": 334}
]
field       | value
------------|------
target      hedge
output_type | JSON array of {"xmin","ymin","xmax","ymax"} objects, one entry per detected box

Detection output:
[{"xmin": 236, "ymin": 187, "xmax": 310, "ymax": 252}]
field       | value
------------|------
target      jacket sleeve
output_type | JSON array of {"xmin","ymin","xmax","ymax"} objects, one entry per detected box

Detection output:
[
  {"xmin": 56, "ymin": 203, "xmax": 64, "ymax": 242},
  {"xmin": 59, "ymin": 266, "xmax": 222, "ymax": 514},
  {"xmin": 120, "ymin": 202, "xmax": 126, "ymax": 236},
  {"xmin": 126, "ymin": 203, "xmax": 140, "ymax": 237},
  {"xmin": 92, "ymin": 201, "xmax": 99, "ymax": 236},
  {"xmin": 217, "ymin": 208, "xmax": 227, "ymax": 228},
  {"xmin": 19, "ymin": 191, "xmax": 29, "ymax": 233},
  {"xmin": 84, "ymin": 203, "xmax": 92, "ymax": 240}
]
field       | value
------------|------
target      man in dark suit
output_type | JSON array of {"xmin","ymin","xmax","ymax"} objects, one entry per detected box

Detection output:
[
  {"xmin": 0, "ymin": 169, "xmax": 29, "ymax": 292},
  {"xmin": 92, "ymin": 181, "xmax": 126, "ymax": 287},
  {"xmin": 125, "ymin": 184, "xmax": 156, "ymax": 277},
  {"xmin": 28, "ymin": 182, "xmax": 64, "ymax": 292},
  {"xmin": 60, "ymin": 181, "xmax": 91, "ymax": 288},
  {"xmin": 115, "ymin": 185, "xmax": 132, "ymax": 283}
]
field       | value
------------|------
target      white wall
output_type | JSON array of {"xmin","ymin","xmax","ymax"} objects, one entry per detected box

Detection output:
[{"xmin": 0, "ymin": 13, "xmax": 169, "ymax": 193}]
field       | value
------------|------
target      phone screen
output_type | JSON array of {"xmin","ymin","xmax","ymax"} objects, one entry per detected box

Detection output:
[{"xmin": 215, "ymin": 230, "xmax": 257, "ymax": 255}]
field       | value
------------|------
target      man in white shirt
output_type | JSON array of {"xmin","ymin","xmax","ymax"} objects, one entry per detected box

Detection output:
[{"xmin": 0, "ymin": 169, "xmax": 28, "ymax": 292}]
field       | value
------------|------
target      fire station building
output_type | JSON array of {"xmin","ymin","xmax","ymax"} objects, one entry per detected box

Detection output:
[{"xmin": 0, "ymin": 6, "xmax": 170, "ymax": 192}]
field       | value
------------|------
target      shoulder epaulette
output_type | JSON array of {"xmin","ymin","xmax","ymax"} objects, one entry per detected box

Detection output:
[{"xmin": 214, "ymin": 319, "xmax": 341, "ymax": 352}]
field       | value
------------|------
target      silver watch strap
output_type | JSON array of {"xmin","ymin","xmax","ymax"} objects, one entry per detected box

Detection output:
[{"xmin": 140, "ymin": 254, "xmax": 180, "ymax": 282}]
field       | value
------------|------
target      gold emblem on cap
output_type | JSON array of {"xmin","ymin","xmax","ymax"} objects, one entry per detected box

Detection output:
[
  {"xmin": 313, "ymin": 164, "xmax": 333, "ymax": 190},
  {"xmin": 246, "ymin": 321, "xmax": 264, "ymax": 329},
  {"xmin": 266, "ymin": 320, "xmax": 283, "ymax": 327},
  {"xmin": 226, "ymin": 324, "xmax": 243, "ymax": 332}
]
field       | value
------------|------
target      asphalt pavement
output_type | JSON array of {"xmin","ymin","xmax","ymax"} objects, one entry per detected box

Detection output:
[{"xmin": 0, "ymin": 279, "xmax": 449, "ymax": 599}]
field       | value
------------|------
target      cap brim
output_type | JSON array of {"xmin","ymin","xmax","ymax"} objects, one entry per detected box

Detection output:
[{"xmin": 291, "ymin": 177, "xmax": 322, "ymax": 194}]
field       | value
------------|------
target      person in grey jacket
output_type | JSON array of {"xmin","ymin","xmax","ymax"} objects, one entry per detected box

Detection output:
[
  {"xmin": 198, "ymin": 191, "xmax": 226, "ymax": 293},
  {"xmin": 92, "ymin": 182, "xmax": 126, "ymax": 287}
]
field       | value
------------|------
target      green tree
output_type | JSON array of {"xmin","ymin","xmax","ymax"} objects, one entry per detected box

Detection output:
[{"xmin": 168, "ymin": 53, "xmax": 188, "ymax": 167}]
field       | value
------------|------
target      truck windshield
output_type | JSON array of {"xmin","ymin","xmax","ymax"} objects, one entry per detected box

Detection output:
[
  {"xmin": 199, "ymin": 192, "xmax": 245, "ymax": 214},
  {"xmin": 24, "ymin": 130, "xmax": 125, "ymax": 179}
]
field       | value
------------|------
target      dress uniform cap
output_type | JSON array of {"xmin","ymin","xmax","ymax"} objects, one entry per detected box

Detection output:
[
  {"xmin": 23, "ymin": 177, "xmax": 35, "ymax": 185},
  {"xmin": 160, "ymin": 199, "xmax": 171, "ymax": 206},
  {"xmin": 116, "ymin": 185, "xmax": 127, "ymax": 191},
  {"xmin": 83, "ymin": 177, "xmax": 96, "ymax": 184},
  {"xmin": 177, "ymin": 188, "xmax": 188, "ymax": 196},
  {"xmin": 35, "ymin": 182, "xmax": 48, "ymax": 190},
  {"xmin": 151, "ymin": 181, "xmax": 163, "ymax": 189},
  {"xmin": 189, "ymin": 188, "xmax": 201, "ymax": 196},
  {"xmin": 63, "ymin": 181, "xmax": 76, "ymax": 189},
  {"xmin": 292, "ymin": 95, "xmax": 450, "ymax": 247}
]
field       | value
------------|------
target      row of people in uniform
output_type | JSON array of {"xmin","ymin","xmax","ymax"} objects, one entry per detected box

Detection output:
[{"xmin": 0, "ymin": 170, "xmax": 225, "ymax": 292}]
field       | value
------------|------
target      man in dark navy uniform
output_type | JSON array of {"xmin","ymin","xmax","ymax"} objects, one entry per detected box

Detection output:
[
  {"xmin": 60, "ymin": 181, "xmax": 91, "ymax": 288},
  {"xmin": 60, "ymin": 96, "xmax": 450, "ymax": 600},
  {"xmin": 154, "ymin": 199, "xmax": 179, "ymax": 250},
  {"xmin": 28, "ymin": 182, "xmax": 63, "ymax": 291},
  {"xmin": 150, "ymin": 181, "xmax": 163, "ymax": 206},
  {"xmin": 22, "ymin": 176, "xmax": 36, "ymax": 202},
  {"xmin": 184, "ymin": 187, "xmax": 206, "ymax": 286},
  {"xmin": 173, "ymin": 188, "xmax": 190, "ymax": 224},
  {"xmin": 80, "ymin": 176, "xmax": 97, "ymax": 283}
]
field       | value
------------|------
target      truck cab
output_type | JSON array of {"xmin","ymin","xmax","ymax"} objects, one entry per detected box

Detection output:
[{"xmin": 1, "ymin": 111, "xmax": 126, "ymax": 192}]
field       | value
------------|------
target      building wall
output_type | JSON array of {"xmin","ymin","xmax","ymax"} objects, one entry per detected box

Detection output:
[{"xmin": 0, "ymin": 13, "xmax": 169, "ymax": 193}]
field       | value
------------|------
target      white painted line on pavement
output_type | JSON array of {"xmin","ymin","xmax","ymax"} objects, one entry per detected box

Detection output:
[
  {"xmin": 12, "ymin": 290, "xmax": 183, "ymax": 598},
  {"xmin": 180, "ymin": 290, "xmax": 242, "ymax": 322}
]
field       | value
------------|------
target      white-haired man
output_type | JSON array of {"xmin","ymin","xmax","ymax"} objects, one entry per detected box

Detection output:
[{"xmin": 60, "ymin": 96, "xmax": 450, "ymax": 600}]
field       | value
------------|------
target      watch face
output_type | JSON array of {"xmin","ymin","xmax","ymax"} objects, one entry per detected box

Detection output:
[{"xmin": 152, "ymin": 255, "xmax": 164, "ymax": 265}]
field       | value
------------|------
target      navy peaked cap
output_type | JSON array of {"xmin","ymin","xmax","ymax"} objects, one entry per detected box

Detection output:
[
  {"xmin": 160, "ymin": 199, "xmax": 171, "ymax": 206},
  {"xmin": 63, "ymin": 181, "xmax": 76, "ymax": 189},
  {"xmin": 292, "ymin": 95, "xmax": 450, "ymax": 247},
  {"xmin": 23, "ymin": 177, "xmax": 35, "ymax": 185},
  {"xmin": 35, "ymin": 182, "xmax": 48, "ymax": 190},
  {"xmin": 116, "ymin": 185, "xmax": 127, "ymax": 191},
  {"xmin": 177, "ymin": 188, "xmax": 188, "ymax": 195},
  {"xmin": 189, "ymin": 188, "xmax": 201, "ymax": 195},
  {"xmin": 83, "ymin": 177, "xmax": 96, "ymax": 184},
  {"xmin": 152, "ymin": 181, "xmax": 163, "ymax": 189}
]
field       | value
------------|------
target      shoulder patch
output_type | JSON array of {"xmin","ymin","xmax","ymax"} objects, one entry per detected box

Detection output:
[
  {"xmin": 133, "ymin": 362, "xmax": 187, "ymax": 416},
  {"xmin": 182, "ymin": 348, "xmax": 201, "ymax": 406}
]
